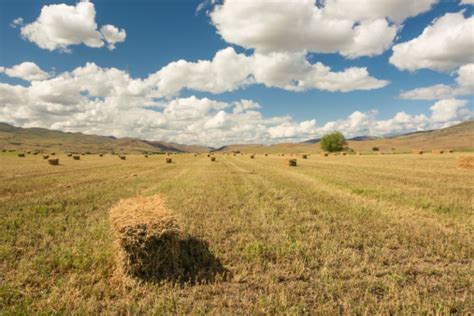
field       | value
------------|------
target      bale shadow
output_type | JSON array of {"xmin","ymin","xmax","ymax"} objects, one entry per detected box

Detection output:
[{"xmin": 123, "ymin": 232, "xmax": 229, "ymax": 284}]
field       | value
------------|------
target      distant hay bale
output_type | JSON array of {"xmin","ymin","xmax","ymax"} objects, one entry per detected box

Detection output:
[
  {"xmin": 342, "ymin": 152, "xmax": 347, "ymax": 156},
  {"xmin": 287, "ymin": 158, "xmax": 297, "ymax": 167},
  {"xmin": 265, "ymin": 153, "xmax": 268, "ymax": 156},
  {"xmin": 210, "ymin": 157, "xmax": 216, "ymax": 162},
  {"xmin": 99, "ymin": 154, "xmax": 104, "ymax": 157},
  {"xmin": 250, "ymin": 154, "xmax": 255, "ymax": 159},
  {"xmin": 120, "ymin": 155, "xmax": 126, "ymax": 160},
  {"xmin": 67, "ymin": 153, "xmax": 72, "ymax": 157},
  {"xmin": 302, "ymin": 154, "xmax": 308, "ymax": 159},
  {"xmin": 1, "ymin": 149, "xmax": 5, "ymax": 152},
  {"xmin": 73, "ymin": 155, "xmax": 80, "ymax": 160},
  {"xmin": 43, "ymin": 155, "xmax": 49, "ymax": 159},
  {"xmin": 48, "ymin": 158, "xmax": 59, "ymax": 166},
  {"xmin": 166, "ymin": 158, "xmax": 172, "ymax": 163},
  {"xmin": 51, "ymin": 152, "xmax": 56, "ymax": 156},
  {"xmin": 457, "ymin": 156, "xmax": 474, "ymax": 170},
  {"xmin": 321, "ymin": 153, "xmax": 328, "ymax": 157},
  {"xmin": 207, "ymin": 154, "xmax": 211, "ymax": 157},
  {"xmin": 448, "ymin": 149, "xmax": 454, "ymax": 153},
  {"xmin": 18, "ymin": 153, "xmax": 25, "ymax": 158},
  {"xmin": 27, "ymin": 151, "xmax": 31, "ymax": 154},
  {"xmin": 144, "ymin": 154, "xmax": 148, "ymax": 158},
  {"xmin": 432, "ymin": 149, "xmax": 444, "ymax": 154},
  {"xmin": 413, "ymin": 150, "xmax": 423, "ymax": 155}
]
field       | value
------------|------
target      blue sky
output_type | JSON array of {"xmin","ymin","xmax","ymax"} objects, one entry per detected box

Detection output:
[{"xmin": 0, "ymin": 0, "xmax": 472, "ymax": 146}]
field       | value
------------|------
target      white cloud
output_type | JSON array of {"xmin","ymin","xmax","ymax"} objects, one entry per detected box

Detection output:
[
  {"xmin": 147, "ymin": 47, "xmax": 388, "ymax": 95},
  {"xmin": 0, "ymin": 62, "xmax": 49, "ymax": 81},
  {"xmin": 10, "ymin": 17, "xmax": 23, "ymax": 28},
  {"xmin": 400, "ymin": 63, "xmax": 474, "ymax": 99},
  {"xmin": 0, "ymin": 62, "xmax": 469, "ymax": 146},
  {"xmin": 461, "ymin": 0, "xmax": 474, "ymax": 5},
  {"xmin": 100, "ymin": 25, "xmax": 126, "ymax": 50},
  {"xmin": 210, "ymin": 0, "xmax": 436, "ymax": 58},
  {"xmin": 19, "ymin": 0, "xmax": 126, "ymax": 52},
  {"xmin": 390, "ymin": 11, "xmax": 474, "ymax": 72}
]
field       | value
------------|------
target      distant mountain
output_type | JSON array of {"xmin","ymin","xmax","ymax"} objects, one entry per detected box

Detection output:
[
  {"xmin": 1, "ymin": 121, "xmax": 472, "ymax": 154},
  {"xmin": 0, "ymin": 123, "xmax": 210, "ymax": 153}
]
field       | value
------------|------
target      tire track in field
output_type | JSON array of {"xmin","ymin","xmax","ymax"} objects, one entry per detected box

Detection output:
[{"xmin": 230, "ymin": 155, "xmax": 473, "ymax": 236}]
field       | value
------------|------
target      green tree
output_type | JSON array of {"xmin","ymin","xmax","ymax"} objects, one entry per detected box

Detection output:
[{"xmin": 320, "ymin": 131, "xmax": 347, "ymax": 152}]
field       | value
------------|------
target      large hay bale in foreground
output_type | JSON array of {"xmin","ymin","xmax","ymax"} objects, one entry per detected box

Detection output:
[
  {"xmin": 110, "ymin": 196, "xmax": 179, "ymax": 280},
  {"xmin": 457, "ymin": 156, "xmax": 474, "ymax": 170},
  {"xmin": 110, "ymin": 196, "xmax": 226, "ymax": 283},
  {"xmin": 48, "ymin": 158, "xmax": 59, "ymax": 166}
]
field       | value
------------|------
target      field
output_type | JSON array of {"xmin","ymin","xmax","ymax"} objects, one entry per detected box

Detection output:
[{"xmin": 1, "ymin": 152, "xmax": 473, "ymax": 314}]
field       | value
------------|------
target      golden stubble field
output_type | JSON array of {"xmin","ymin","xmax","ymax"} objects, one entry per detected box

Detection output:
[{"xmin": 0, "ymin": 152, "xmax": 473, "ymax": 314}]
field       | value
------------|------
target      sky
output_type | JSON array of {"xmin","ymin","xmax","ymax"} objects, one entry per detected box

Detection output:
[{"xmin": 0, "ymin": 0, "xmax": 473, "ymax": 147}]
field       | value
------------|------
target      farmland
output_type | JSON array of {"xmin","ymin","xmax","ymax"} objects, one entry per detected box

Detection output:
[{"xmin": 1, "ymin": 152, "xmax": 472, "ymax": 314}]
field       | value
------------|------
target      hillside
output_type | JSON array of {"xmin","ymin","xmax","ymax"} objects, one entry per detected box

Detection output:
[
  {"xmin": 0, "ymin": 123, "xmax": 210, "ymax": 153},
  {"xmin": 1, "ymin": 121, "xmax": 472, "ymax": 154},
  {"xmin": 215, "ymin": 121, "xmax": 474, "ymax": 153}
]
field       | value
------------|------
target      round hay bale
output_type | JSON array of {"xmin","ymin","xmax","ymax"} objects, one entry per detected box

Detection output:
[
  {"xmin": 321, "ymin": 153, "xmax": 328, "ymax": 157},
  {"xmin": 51, "ymin": 152, "xmax": 55, "ymax": 156},
  {"xmin": 264, "ymin": 153, "xmax": 268, "ymax": 156},
  {"xmin": 210, "ymin": 156, "xmax": 216, "ymax": 162},
  {"xmin": 342, "ymin": 152, "xmax": 347, "ymax": 156},
  {"xmin": 73, "ymin": 155, "xmax": 80, "ymax": 160},
  {"xmin": 166, "ymin": 158, "xmax": 172, "ymax": 163},
  {"xmin": 302, "ymin": 154, "xmax": 308, "ymax": 159},
  {"xmin": 99, "ymin": 154, "xmax": 104, "ymax": 157},
  {"xmin": 144, "ymin": 154, "xmax": 148, "ymax": 158},
  {"xmin": 432, "ymin": 149, "xmax": 444, "ymax": 154},
  {"xmin": 413, "ymin": 150, "xmax": 423, "ymax": 155},
  {"xmin": 43, "ymin": 155, "xmax": 49, "ymax": 159},
  {"xmin": 1, "ymin": 149, "xmax": 5, "ymax": 152},
  {"xmin": 287, "ymin": 158, "xmax": 297, "ymax": 167},
  {"xmin": 119, "ymin": 155, "xmax": 126, "ymax": 160},
  {"xmin": 67, "ymin": 153, "xmax": 72, "ymax": 157},
  {"xmin": 48, "ymin": 158, "xmax": 59, "ymax": 166},
  {"xmin": 457, "ymin": 156, "xmax": 474, "ymax": 170},
  {"xmin": 250, "ymin": 154, "xmax": 255, "ymax": 159},
  {"xmin": 18, "ymin": 153, "xmax": 25, "ymax": 157}
]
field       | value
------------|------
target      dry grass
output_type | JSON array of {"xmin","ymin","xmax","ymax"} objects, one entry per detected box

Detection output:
[
  {"xmin": 0, "ymin": 152, "xmax": 473, "ymax": 314},
  {"xmin": 457, "ymin": 156, "xmax": 474, "ymax": 170}
]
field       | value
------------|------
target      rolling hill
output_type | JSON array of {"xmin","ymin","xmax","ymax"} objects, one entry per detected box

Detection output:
[
  {"xmin": 0, "ymin": 123, "xmax": 210, "ymax": 153},
  {"xmin": 1, "ymin": 121, "xmax": 472, "ymax": 154}
]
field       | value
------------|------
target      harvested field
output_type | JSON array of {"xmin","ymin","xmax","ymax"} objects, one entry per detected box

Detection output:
[
  {"xmin": 0, "ymin": 153, "xmax": 473, "ymax": 314},
  {"xmin": 457, "ymin": 156, "xmax": 474, "ymax": 170}
]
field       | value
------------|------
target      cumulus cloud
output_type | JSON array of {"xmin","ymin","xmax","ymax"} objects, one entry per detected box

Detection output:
[
  {"xmin": 390, "ymin": 11, "xmax": 474, "ymax": 72},
  {"xmin": 0, "ymin": 62, "xmax": 49, "ymax": 81},
  {"xmin": 210, "ymin": 0, "xmax": 436, "ymax": 58},
  {"xmin": 19, "ymin": 0, "xmax": 126, "ymax": 52},
  {"xmin": 0, "ymin": 62, "xmax": 469, "ymax": 146},
  {"xmin": 400, "ymin": 63, "xmax": 474, "ymax": 99},
  {"xmin": 147, "ymin": 47, "xmax": 388, "ymax": 95}
]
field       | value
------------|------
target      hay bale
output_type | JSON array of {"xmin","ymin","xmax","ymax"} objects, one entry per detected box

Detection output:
[
  {"xmin": 48, "ymin": 158, "xmax": 59, "ymax": 166},
  {"xmin": 413, "ymin": 150, "xmax": 423, "ymax": 155},
  {"xmin": 321, "ymin": 153, "xmax": 328, "ymax": 157},
  {"xmin": 166, "ymin": 158, "xmax": 172, "ymax": 163},
  {"xmin": 265, "ymin": 153, "xmax": 268, "ymax": 156},
  {"xmin": 250, "ymin": 154, "xmax": 255, "ymax": 159},
  {"xmin": 1, "ymin": 149, "xmax": 5, "ymax": 152},
  {"xmin": 100, "ymin": 154, "xmax": 104, "ymax": 157},
  {"xmin": 120, "ymin": 155, "xmax": 126, "ymax": 160},
  {"xmin": 18, "ymin": 153, "xmax": 25, "ymax": 157},
  {"xmin": 287, "ymin": 158, "xmax": 297, "ymax": 167},
  {"xmin": 210, "ymin": 157, "xmax": 216, "ymax": 162},
  {"xmin": 342, "ymin": 152, "xmax": 347, "ymax": 156},
  {"xmin": 67, "ymin": 153, "xmax": 72, "ymax": 157},
  {"xmin": 448, "ymin": 149, "xmax": 454, "ymax": 153},
  {"xmin": 110, "ymin": 196, "xmax": 180, "ymax": 280},
  {"xmin": 302, "ymin": 154, "xmax": 308, "ymax": 159},
  {"xmin": 43, "ymin": 155, "xmax": 49, "ymax": 159},
  {"xmin": 457, "ymin": 156, "xmax": 474, "ymax": 170},
  {"xmin": 144, "ymin": 154, "xmax": 148, "ymax": 158},
  {"xmin": 432, "ymin": 149, "xmax": 444, "ymax": 154},
  {"xmin": 73, "ymin": 155, "xmax": 80, "ymax": 160},
  {"xmin": 51, "ymin": 152, "xmax": 56, "ymax": 156}
]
